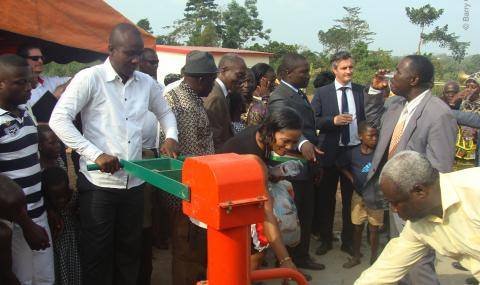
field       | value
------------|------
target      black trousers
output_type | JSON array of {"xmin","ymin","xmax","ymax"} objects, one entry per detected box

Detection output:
[
  {"xmin": 314, "ymin": 166, "xmax": 354, "ymax": 246},
  {"xmin": 289, "ymin": 179, "xmax": 315, "ymax": 261},
  {"xmin": 77, "ymin": 174, "xmax": 144, "ymax": 285}
]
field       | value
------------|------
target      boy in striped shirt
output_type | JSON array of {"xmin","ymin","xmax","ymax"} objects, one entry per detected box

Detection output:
[{"xmin": 0, "ymin": 54, "xmax": 54, "ymax": 284}]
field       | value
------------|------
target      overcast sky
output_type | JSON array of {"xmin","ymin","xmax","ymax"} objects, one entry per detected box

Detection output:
[{"xmin": 105, "ymin": 0, "xmax": 479, "ymax": 56}]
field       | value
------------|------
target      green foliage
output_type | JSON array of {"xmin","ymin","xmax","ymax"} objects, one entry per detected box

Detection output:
[
  {"xmin": 350, "ymin": 42, "xmax": 397, "ymax": 85},
  {"xmin": 318, "ymin": 7, "xmax": 374, "ymax": 53},
  {"xmin": 136, "ymin": 18, "xmax": 154, "ymax": 34},
  {"xmin": 168, "ymin": 0, "xmax": 222, "ymax": 46},
  {"xmin": 405, "ymin": 4, "xmax": 469, "ymax": 61},
  {"xmin": 43, "ymin": 61, "xmax": 100, "ymax": 77},
  {"xmin": 163, "ymin": 0, "xmax": 269, "ymax": 48},
  {"xmin": 318, "ymin": 26, "xmax": 352, "ymax": 54},
  {"xmin": 221, "ymin": 0, "xmax": 270, "ymax": 48},
  {"xmin": 405, "ymin": 4, "xmax": 443, "ymax": 29},
  {"xmin": 248, "ymin": 41, "xmax": 299, "ymax": 71}
]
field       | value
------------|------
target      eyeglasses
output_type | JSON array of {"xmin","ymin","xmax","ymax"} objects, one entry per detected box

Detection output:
[{"xmin": 26, "ymin": 56, "xmax": 44, "ymax": 62}]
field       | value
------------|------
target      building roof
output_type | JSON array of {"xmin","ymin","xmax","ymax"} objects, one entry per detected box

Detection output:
[{"xmin": 156, "ymin": 45, "xmax": 272, "ymax": 57}]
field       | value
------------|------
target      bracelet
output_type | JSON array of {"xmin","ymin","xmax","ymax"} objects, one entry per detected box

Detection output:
[{"xmin": 279, "ymin": 256, "xmax": 292, "ymax": 265}]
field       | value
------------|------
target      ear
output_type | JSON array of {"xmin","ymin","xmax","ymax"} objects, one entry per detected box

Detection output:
[
  {"xmin": 410, "ymin": 184, "xmax": 427, "ymax": 199},
  {"xmin": 108, "ymin": 44, "xmax": 115, "ymax": 55},
  {"xmin": 410, "ymin": 74, "xmax": 420, "ymax": 87}
]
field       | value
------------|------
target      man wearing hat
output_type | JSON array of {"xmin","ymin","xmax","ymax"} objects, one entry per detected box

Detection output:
[{"xmin": 159, "ymin": 50, "xmax": 218, "ymax": 285}]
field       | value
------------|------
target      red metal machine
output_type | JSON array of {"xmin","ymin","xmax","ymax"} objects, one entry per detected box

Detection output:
[{"xmin": 182, "ymin": 154, "xmax": 308, "ymax": 285}]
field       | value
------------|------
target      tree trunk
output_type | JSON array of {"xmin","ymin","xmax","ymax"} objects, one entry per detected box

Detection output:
[{"xmin": 416, "ymin": 27, "xmax": 424, "ymax": 55}]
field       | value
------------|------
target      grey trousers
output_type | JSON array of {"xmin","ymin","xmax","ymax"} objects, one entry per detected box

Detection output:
[{"xmin": 390, "ymin": 212, "xmax": 441, "ymax": 285}]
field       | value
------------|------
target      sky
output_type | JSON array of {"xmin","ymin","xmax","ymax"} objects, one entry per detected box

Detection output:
[{"xmin": 105, "ymin": 0, "xmax": 479, "ymax": 56}]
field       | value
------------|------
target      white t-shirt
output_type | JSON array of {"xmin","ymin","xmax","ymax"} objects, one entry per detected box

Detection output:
[{"xmin": 27, "ymin": 76, "xmax": 70, "ymax": 107}]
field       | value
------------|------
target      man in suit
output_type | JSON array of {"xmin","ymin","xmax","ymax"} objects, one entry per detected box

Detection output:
[
  {"xmin": 269, "ymin": 53, "xmax": 324, "ymax": 270},
  {"xmin": 364, "ymin": 55, "xmax": 457, "ymax": 285},
  {"xmin": 204, "ymin": 53, "xmax": 246, "ymax": 151},
  {"xmin": 311, "ymin": 51, "xmax": 365, "ymax": 256}
]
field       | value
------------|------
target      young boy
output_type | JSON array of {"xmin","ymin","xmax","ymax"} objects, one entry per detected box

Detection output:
[
  {"xmin": 0, "ymin": 54, "xmax": 54, "ymax": 283},
  {"xmin": 42, "ymin": 167, "xmax": 81, "ymax": 285},
  {"xmin": 337, "ymin": 121, "xmax": 383, "ymax": 268}
]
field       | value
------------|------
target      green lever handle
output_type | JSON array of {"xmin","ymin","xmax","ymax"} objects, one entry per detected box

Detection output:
[{"xmin": 86, "ymin": 161, "xmax": 125, "ymax": 171}]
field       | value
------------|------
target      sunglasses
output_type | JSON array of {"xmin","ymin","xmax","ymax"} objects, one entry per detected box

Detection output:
[{"xmin": 26, "ymin": 55, "xmax": 44, "ymax": 62}]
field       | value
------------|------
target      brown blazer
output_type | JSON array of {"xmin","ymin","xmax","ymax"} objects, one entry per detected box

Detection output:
[{"xmin": 204, "ymin": 80, "xmax": 233, "ymax": 151}]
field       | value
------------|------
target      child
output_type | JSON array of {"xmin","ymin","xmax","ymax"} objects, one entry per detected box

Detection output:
[
  {"xmin": 42, "ymin": 167, "xmax": 81, "ymax": 285},
  {"xmin": 38, "ymin": 124, "xmax": 66, "ymax": 170},
  {"xmin": 338, "ymin": 121, "xmax": 383, "ymax": 268}
]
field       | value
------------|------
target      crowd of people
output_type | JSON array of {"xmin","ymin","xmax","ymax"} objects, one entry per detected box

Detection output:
[{"xmin": 0, "ymin": 22, "xmax": 479, "ymax": 285}]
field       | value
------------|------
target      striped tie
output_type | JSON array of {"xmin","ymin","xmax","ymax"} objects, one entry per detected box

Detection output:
[{"xmin": 388, "ymin": 107, "xmax": 408, "ymax": 159}]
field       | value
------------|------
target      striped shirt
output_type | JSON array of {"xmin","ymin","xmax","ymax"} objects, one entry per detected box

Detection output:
[{"xmin": 0, "ymin": 107, "xmax": 44, "ymax": 219}]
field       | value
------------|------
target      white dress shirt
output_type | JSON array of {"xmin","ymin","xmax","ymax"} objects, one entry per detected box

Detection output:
[
  {"xmin": 400, "ymin": 89, "xmax": 428, "ymax": 131},
  {"xmin": 164, "ymin": 78, "xmax": 183, "ymax": 94},
  {"xmin": 335, "ymin": 80, "xmax": 360, "ymax": 146},
  {"xmin": 280, "ymin": 80, "xmax": 309, "ymax": 151},
  {"xmin": 27, "ymin": 75, "xmax": 70, "ymax": 107},
  {"xmin": 50, "ymin": 58, "xmax": 178, "ymax": 189},
  {"xmin": 215, "ymin": 78, "xmax": 228, "ymax": 97}
]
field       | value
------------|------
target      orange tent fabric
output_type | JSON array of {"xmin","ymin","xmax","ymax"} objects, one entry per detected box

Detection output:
[{"xmin": 0, "ymin": 0, "xmax": 155, "ymax": 62}]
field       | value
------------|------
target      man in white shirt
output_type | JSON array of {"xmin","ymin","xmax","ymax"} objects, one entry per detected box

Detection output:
[
  {"xmin": 17, "ymin": 44, "xmax": 70, "ymax": 122},
  {"xmin": 49, "ymin": 23, "xmax": 178, "ymax": 285}
]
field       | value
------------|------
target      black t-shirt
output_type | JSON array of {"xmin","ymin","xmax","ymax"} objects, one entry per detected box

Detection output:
[
  {"xmin": 220, "ymin": 126, "xmax": 267, "ymax": 161},
  {"xmin": 337, "ymin": 145, "xmax": 373, "ymax": 195}
]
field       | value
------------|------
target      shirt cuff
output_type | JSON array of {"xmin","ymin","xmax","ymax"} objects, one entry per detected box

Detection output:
[
  {"xmin": 298, "ymin": 139, "xmax": 309, "ymax": 152},
  {"xmin": 164, "ymin": 127, "xmax": 178, "ymax": 142},
  {"xmin": 82, "ymin": 145, "xmax": 104, "ymax": 163},
  {"xmin": 368, "ymin": 86, "xmax": 383, "ymax": 95}
]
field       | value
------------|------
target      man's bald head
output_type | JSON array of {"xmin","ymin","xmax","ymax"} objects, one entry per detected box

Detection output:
[
  {"xmin": 217, "ymin": 53, "xmax": 247, "ymax": 93},
  {"xmin": 443, "ymin": 80, "xmax": 460, "ymax": 94},
  {"xmin": 108, "ymin": 23, "xmax": 144, "ymax": 81},
  {"xmin": 109, "ymin": 23, "xmax": 142, "ymax": 48}
]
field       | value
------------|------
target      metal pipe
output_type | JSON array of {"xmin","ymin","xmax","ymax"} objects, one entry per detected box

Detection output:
[{"xmin": 251, "ymin": 268, "xmax": 309, "ymax": 285}]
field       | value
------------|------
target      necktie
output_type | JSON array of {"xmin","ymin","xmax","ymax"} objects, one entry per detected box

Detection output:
[
  {"xmin": 298, "ymin": 89, "xmax": 309, "ymax": 105},
  {"xmin": 388, "ymin": 107, "xmax": 408, "ymax": 159},
  {"xmin": 340, "ymin": 86, "xmax": 350, "ymax": 145}
]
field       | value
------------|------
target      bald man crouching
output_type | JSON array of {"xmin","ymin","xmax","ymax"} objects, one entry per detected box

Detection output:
[{"xmin": 355, "ymin": 150, "xmax": 480, "ymax": 284}]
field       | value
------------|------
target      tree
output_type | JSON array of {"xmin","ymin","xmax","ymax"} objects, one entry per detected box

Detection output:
[
  {"xmin": 406, "ymin": 4, "xmax": 470, "ymax": 61},
  {"xmin": 318, "ymin": 6, "xmax": 374, "ymax": 53},
  {"xmin": 248, "ymin": 41, "xmax": 299, "ymax": 71},
  {"xmin": 318, "ymin": 26, "xmax": 352, "ymax": 54},
  {"xmin": 168, "ymin": 0, "xmax": 222, "ymax": 46},
  {"xmin": 136, "ymin": 18, "xmax": 154, "ymax": 34},
  {"xmin": 221, "ymin": 0, "xmax": 270, "ymax": 48}
]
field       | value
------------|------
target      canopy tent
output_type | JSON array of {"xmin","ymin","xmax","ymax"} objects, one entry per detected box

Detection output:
[{"xmin": 0, "ymin": 0, "xmax": 155, "ymax": 63}]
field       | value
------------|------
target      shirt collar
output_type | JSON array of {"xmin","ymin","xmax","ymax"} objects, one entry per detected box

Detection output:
[
  {"xmin": 215, "ymin": 78, "xmax": 228, "ymax": 97},
  {"xmin": 405, "ymin": 89, "xmax": 429, "ymax": 114},
  {"xmin": 104, "ymin": 58, "xmax": 138, "ymax": 83},
  {"xmin": 0, "ymin": 105, "xmax": 26, "ymax": 117},
  {"xmin": 425, "ymin": 172, "xmax": 460, "ymax": 224},
  {"xmin": 37, "ymin": 76, "xmax": 44, "ymax": 85},
  {"xmin": 281, "ymin": 80, "xmax": 299, "ymax": 93},
  {"xmin": 334, "ymin": 79, "xmax": 352, "ymax": 91}
]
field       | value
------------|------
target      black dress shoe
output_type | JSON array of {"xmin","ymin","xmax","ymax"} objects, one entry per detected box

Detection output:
[
  {"xmin": 315, "ymin": 242, "xmax": 332, "ymax": 255},
  {"xmin": 341, "ymin": 244, "xmax": 355, "ymax": 256},
  {"xmin": 295, "ymin": 257, "xmax": 325, "ymax": 270}
]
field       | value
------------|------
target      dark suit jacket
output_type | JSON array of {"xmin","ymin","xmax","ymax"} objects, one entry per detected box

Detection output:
[
  {"xmin": 268, "ymin": 82, "xmax": 317, "ymax": 145},
  {"xmin": 268, "ymin": 82, "xmax": 317, "ymax": 180},
  {"xmin": 311, "ymin": 82, "xmax": 365, "ymax": 167},
  {"xmin": 204, "ymin": 81, "xmax": 233, "ymax": 151}
]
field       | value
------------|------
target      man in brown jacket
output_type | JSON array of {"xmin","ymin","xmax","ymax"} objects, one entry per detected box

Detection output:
[{"xmin": 204, "ymin": 53, "xmax": 247, "ymax": 151}]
